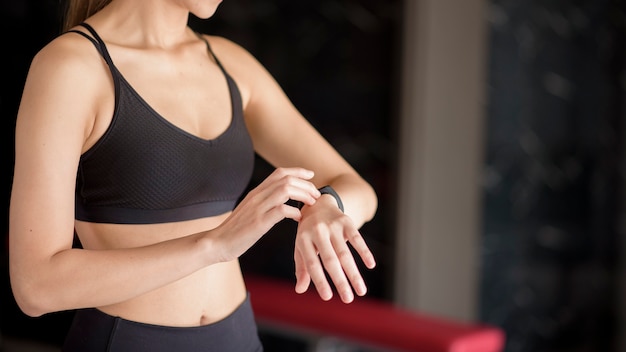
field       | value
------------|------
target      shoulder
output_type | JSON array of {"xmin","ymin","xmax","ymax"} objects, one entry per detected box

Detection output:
[
  {"xmin": 196, "ymin": 34, "xmax": 280, "ymax": 106},
  {"xmin": 200, "ymin": 35, "xmax": 254, "ymax": 64},
  {"xmin": 33, "ymin": 31, "xmax": 98, "ymax": 68},
  {"xmin": 199, "ymin": 34, "xmax": 266, "ymax": 78},
  {"xmin": 18, "ymin": 31, "xmax": 113, "ymax": 150},
  {"xmin": 27, "ymin": 30, "xmax": 109, "ymax": 91},
  {"xmin": 22, "ymin": 30, "xmax": 112, "ymax": 116}
]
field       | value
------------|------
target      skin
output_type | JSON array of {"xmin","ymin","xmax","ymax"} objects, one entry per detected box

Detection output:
[{"xmin": 9, "ymin": 0, "xmax": 378, "ymax": 327}]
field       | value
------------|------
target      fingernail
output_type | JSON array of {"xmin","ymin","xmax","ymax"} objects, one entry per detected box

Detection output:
[{"xmin": 359, "ymin": 285, "xmax": 368, "ymax": 296}]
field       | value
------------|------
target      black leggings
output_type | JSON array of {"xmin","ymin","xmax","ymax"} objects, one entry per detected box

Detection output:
[{"xmin": 62, "ymin": 296, "xmax": 263, "ymax": 352}]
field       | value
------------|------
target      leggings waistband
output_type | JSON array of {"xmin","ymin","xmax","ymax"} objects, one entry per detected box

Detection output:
[{"xmin": 62, "ymin": 295, "xmax": 263, "ymax": 352}]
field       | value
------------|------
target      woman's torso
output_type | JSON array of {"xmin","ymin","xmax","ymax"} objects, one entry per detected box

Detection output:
[
  {"xmin": 75, "ymin": 217, "xmax": 247, "ymax": 327},
  {"xmin": 72, "ymin": 23, "xmax": 252, "ymax": 327}
]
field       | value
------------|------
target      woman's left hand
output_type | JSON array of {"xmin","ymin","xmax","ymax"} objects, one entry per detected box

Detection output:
[{"xmin": 293, "ymin": 194, "xmax": 376, "ymax": 303}]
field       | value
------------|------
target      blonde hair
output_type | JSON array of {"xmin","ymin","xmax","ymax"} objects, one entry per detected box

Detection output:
[{"xmin": 63, "ymin": 0, "xmax": 112, "ymax": 31}]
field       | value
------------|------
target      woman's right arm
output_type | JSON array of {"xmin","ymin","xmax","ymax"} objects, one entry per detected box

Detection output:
[{"xmin": 9, "ymin": 36, "xmax": 319, "ymax": 317}]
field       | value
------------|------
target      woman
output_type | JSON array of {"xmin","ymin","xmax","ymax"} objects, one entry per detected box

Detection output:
[{"xmin": 9, "ymin": 0, "xmax": 377, "ymax": 350}]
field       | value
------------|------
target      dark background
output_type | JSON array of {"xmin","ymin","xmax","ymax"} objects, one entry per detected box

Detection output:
[
  {"xmin": 2, "ymin": 1, "xmax": 626, "ymax": 351},
  {"xmin": 480, "ymin": 1, "xmax": 625, "ymax": 351}
]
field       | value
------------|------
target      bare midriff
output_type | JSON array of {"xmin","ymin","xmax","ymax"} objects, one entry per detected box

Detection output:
[{"xmin": 74, "ymin": 212, "xmax": 248, "ymax": 327}]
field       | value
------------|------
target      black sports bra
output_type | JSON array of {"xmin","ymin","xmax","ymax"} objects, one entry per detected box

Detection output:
[{"xmin": 71, "ymin": 23, "xmax": 255, "ymax": 224}]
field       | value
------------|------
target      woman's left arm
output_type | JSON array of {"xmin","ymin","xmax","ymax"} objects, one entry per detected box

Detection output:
[{"xmin": 210, "ymin": 36, "xmax": 377, "ymax": 303}]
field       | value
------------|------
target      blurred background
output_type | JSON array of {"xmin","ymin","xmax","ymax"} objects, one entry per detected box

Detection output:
[{"xmin": 1, "ymin": 0, "xmax": 625, "ymax": 351}]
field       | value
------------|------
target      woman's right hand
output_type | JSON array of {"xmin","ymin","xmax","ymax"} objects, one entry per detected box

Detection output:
[{"xmin": 212, "ymin": 167, "xmax": 320, "ymax": 262}]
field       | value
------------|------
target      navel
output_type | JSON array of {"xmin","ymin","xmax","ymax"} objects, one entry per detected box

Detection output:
[{"xmin": 199, "ymin": 313, "xmax": 212, "ymax": 326}]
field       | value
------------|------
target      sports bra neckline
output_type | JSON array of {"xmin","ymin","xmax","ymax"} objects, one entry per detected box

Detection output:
[
  {"xmin": 116, "ymin": 73, "xmax": 236, "ymax": 144},
  {"xmin": 74, "ymin": 22, "xmax": 236, "ymax": 144}
]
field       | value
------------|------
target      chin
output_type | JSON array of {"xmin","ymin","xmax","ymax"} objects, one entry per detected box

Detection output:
[{"xmin": 192, "ymin": 0, "xmax": 223, "ymax": 19}]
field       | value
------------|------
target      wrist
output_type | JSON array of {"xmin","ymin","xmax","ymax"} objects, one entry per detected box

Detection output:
[
  {"xmin": 318, "ymin": 185, "xmax": 344, "ymax": 212},
  {"xmin": 197, "ymin": 229, "xmax": 229, "ymax": 265},
  {"xmin": 289, "ymin": 185, "xmax": 344, "ymax": 213}
]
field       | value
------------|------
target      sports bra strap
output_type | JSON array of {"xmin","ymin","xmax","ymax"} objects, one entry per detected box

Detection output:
[
  {"xmin": 76, "ymin": 22, "xmax": 116, "ymax": 67},
  {"xmin": 195, "ymin": 32, "xmax": 228, "ymax": 75},
  {"xmin": 69, "ymin": 24, "xmax": 227, "ymax": 78},
  {"xmin": 66, "ymin": 29, "xmax": 100, "ymax": 50}
]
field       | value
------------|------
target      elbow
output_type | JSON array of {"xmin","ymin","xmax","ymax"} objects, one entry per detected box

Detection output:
[
  {"xmin": 10, "ymin": 274, "xmax": 56, "ymax": 317},
  {"xmin": 11, "ymin": 284, "xmax": 50, "ymax": 317},
  {"xmin": 17, "ymin": 302, "xmax": 46, "ymax": 318},
  {"xmin": 12, "ymin": 290, "xmax": 48, "ymax": 317}
]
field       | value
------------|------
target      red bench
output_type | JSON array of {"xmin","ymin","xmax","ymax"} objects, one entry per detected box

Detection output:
[{"xmin": 246, "ymin": 275, "xmax": 505, "ymax": 352}]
